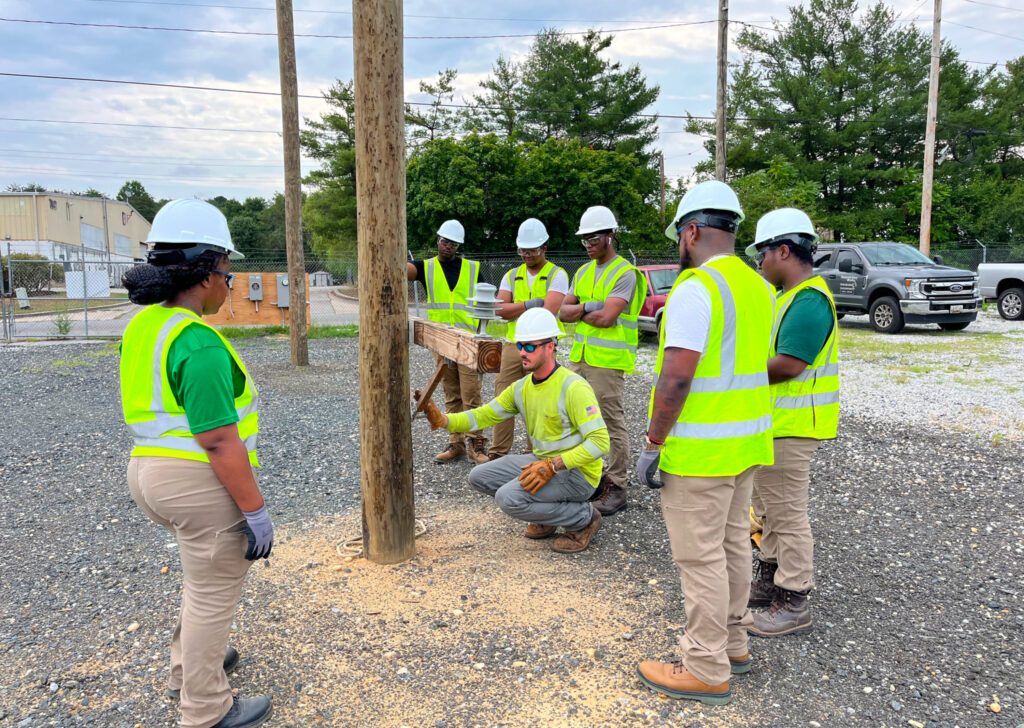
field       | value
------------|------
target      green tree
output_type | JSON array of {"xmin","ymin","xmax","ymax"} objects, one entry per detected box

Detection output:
[
  {"xmin": 406, "ymin": 134, "xmax": 661, "ymax": 254},
  {"xmin": 117, "ymin": 180, "xmax": 160, "ymax": 222},
  {"xmin": 406, "ymin": 69, "xmax": 462, "ymax": 151},
  {"xmin": 469, "ymin": 30, "xmax": 660, "ymax": 157},
  {"xmin": 728, "ymin": 159, "xmax": 823, "ymax": 247}
]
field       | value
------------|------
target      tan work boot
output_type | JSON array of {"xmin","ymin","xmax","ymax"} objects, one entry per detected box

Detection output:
[
  {"xmin": 636, "ymin": 660, "xmax": 731, "ymax": 704},
  {"xmin": 434, "ymin": 442, "xmax": 466, "ymax": 463},
  {"xmin": 524, "ymin": 523, "xmax": 556, "ymax": 539},
  {"xmin": 729, "ymin": 653, "xmax": 752, "ymax": 674},
  {"xmin": 551, "ymin": 507, "xmax": 602, "ymax": 553},
  {"xmin": 467, "ymin": 438, "xmax": 490, "ymax": 465}
]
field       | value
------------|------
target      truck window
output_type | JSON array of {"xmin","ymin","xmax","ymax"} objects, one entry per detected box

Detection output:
[
  {"xmin": 814, "ymin": 250, "xmax": 834, "ymax": 268},
  {"xmin": 646, "ymin": 268, "xmax": 678, "ymax": 295},
  {"xmin": 836, "ymin": 250, "xmax": 861, "ymax": 271}
]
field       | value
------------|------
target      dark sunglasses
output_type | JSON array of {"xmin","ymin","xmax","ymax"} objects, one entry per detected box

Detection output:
[
  {"xmin": 755, "ymin": 244, "xmax": 782, "ymax": 265},
  {"xmin": 211, "ymin": 270, "xmax": 235, "ymax": 285},
  {"xmin": 516, "ymin": 340, "xmax": 551, "ymax": 353}
]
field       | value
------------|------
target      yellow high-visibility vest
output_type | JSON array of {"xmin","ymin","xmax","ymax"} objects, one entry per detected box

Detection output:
[
  {"xmin": 650, "ymin": 256, "xmax": 775, "ymax": 477},
  {"xmin": 569, "ymin": 255, "xmax": 647, "ymax": 373},
  {"xmin": 500, "ymin": 261, "xmax": 567, "ymax": 341},
  {"xmin": 425, "ymin": 256, "xmax": 479, "ymax": 332},
  {"xmin": 120, "ymin": 305, "xmax": 259, "ymax": 466},
  {"xmin": 770, "ymin": 276, "xmax": 840, "ymax": 440}
]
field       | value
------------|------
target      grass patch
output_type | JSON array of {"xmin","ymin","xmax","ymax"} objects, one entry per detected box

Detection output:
[
  {"xmin": 220, "ymin": 324, "xmax": 359, "ymax": 340},
  {"xmin": 13, "ymin": 294, "xmax": 130, "ymax": 316},
  {"xmin": 52, "ymin": 358, "xmax": 88, "ymax": 369},
  {"xmin": 839, "ymin": 326, "xmax": 1007, "ymax": 363}
]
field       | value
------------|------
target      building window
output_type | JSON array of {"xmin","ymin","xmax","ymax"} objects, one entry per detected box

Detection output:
[
  {"xmin": 115, "ymin": 234, "xmax": 133, "ymax": 257},
  {"xmin": 80, "ymin": 222, "xmax": 105, "ymax": 253}
]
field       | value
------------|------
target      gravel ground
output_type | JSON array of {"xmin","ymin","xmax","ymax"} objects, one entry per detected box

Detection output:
[{"xmin": 1, "ymin": 323, "xmax": 1022, "ymax": 727}]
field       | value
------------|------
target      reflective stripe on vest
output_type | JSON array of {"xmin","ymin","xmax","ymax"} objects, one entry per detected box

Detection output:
[
  {"xmin": 425, "ymin": 257, "xmax": 479, "ymax": 331},
  {"xmin": 502, "ymin": 261, "xmax": 567, "ymax": 342},
  {"xmin": 569, "ymin": 255, "xmax": 647, "ymax": 373},
  {"xmin": 120, "ymin": 305, "xmax": 260, "ymax": 466},
  {"xmin": 769, "ymin": 277, "xmax": 840, "ymax": 439},
  {"xmin": 649, "ymin": 257, "xmax": 775, "ymax": 477},
  {"xmin": 514, "ymin": 370, "xmax": 593, "ymax": 452}
]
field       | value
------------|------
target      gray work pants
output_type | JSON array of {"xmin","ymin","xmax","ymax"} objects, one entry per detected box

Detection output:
[{"xmin": 468, "ymin": 454, "xmax": 595, "ymax": 531}]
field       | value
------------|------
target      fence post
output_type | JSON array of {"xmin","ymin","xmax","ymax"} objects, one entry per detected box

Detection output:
[{"xmin": 81, "ymin": 244, "xmax": 89, "ymax": 338}]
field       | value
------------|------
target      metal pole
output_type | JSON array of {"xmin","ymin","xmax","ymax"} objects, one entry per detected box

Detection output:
[
  {"xmin": 354, "ymin": 0, "xmax": 416, "ymax": 564},
  {"xmin": 918, "ymin": 0, "xmax": 942, "ymax": 257},
  {"xmin": 81, "ymin": 242, "xmax": 89, "ymax": 338},
  {"xmin": 276, "ymin": 0, "xmax": 309, "ymax": 365},
  {"xmin": 659, "ymin": 152, "xmax": 667, "ymax": 227},
  {"xmin": 715, "ymin": 0, "xmax": 729, "ymax": 181}
]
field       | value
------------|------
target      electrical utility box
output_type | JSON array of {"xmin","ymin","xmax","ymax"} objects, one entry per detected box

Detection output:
[
  {"xmin": 275, "ymin": 274, "xmax": 289, "ymax": 308},
  {"xmin": 248, "ymin": 275, "xmax": 263, "ymax": 301}
]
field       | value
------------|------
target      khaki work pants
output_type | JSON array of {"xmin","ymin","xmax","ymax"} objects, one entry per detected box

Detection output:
[
  {"xmin": 488, "ymin": 343, "xmax": 532, "ymax": 456},
  {"xmin": 568, "ymin": 360, "xmax": 627, "ymax": 488},
  {"xmin": 128, "ymin": 457, "xmax": 252, "ymax": 728},
  {"xmin": 437, "ymin": 354, "xmax": 485, "ymax": 445},
  {"xmin": 661, "ymin": 467, "xmax": 756, "ymax": 686},
  {"xmin": 751, "ymin": 437, "xmax": 820, "ymax": 592}
]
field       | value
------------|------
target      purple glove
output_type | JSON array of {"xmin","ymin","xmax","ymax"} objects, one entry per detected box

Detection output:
[{"xmin": 242, "ymin": 504, "xmax": 274, "ymax": 560}]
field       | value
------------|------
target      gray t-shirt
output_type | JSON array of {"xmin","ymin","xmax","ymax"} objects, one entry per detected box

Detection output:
[{"xmin": 571, "ymin": 258, "xmax": 636, "ymax": 306}]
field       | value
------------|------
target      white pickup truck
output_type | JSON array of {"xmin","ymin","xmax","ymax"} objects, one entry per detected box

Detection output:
[{"xmin": 977, "ymin": 263, "xmax": 1024, "ymax": 320}]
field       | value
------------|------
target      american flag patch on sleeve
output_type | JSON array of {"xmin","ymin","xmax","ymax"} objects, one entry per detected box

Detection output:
[{"xmin": 586, "ymin": 405, "xmax": 599, "ymax": 416}]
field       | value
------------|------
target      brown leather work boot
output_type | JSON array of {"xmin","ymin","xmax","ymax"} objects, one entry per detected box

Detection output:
[
  {"xmin": 551, "ymin": 508, "xmax": 602, "ymax": 553},
  {"xmin": 434, "ymin": 442, "xmax": 466, "ymax": 463},
  {"xmin": 592, "ymin": 479, "xmax": 627, "ymax": 516},
  {"xmin": 749, "ymin": 588, "xmax": 812, "ymax": 638},
  {"xmin": 636, "ymin": 660, "xmax": 731, "ymax": 704},
  {"xmin": 467, "ymin": 438, "xmax": 490, "ymax": 465},
  {"xmin": 524, "ymin": 523, "xmax": 556, "ymax": 539},
  {"xmin": 729, "ymin": 653, "xmax": 752, "ymax": 674},
  {"xmin": 748, "ymin": 558, "xmax": 779, "ymax": 608}
]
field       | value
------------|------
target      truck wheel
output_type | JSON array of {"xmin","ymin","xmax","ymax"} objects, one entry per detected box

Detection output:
[
  {"xmin": 869, "ymin": 296, "xmax": 905, "ymax": 334},
  {"xmin": 997, "ymin": 288, "xmax": 1024, "ymax": 321},
  {"xmin": 938, "ymin": 322, "xmax": 970, "ymax": 331}
]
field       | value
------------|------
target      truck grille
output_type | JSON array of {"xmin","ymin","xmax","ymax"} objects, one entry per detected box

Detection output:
[{"xmin": 922, "ymin": 278, "xmax": 977, "ymax": 298}]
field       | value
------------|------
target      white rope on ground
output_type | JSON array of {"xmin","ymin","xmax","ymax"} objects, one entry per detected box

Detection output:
[{"xmin": 336, "ymin": 518, "xmax": 428, "ymax": 559}]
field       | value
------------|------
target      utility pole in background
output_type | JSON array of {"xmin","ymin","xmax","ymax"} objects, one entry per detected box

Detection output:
[
  {"xmin": 659, "ymin": 152, "xmax": 667, "ymax": 227},
  {"xmin": 919, "ymin": 0, "xmax": 943, "ymax": 258},
  {"xmin": 276, "ymin": 0, "xmax": 309, "ymax": 366},
  {"xmin": 715, "ymin": 0, "xmax": 729, "ymax": 182},
  {"xmin": 353, "ymin": 0, "xmax": 416, "ymax": 564}
]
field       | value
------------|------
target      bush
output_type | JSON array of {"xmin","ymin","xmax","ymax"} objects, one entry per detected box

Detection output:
[{"xmin": 0, "ymin": 254, "xmax": 65, "ymax": 294}]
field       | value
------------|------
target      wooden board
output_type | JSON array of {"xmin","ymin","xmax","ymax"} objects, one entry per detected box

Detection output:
[
  {"xmin": 204, "ymin": 272, "xmax": 311, "ymax": 327},
  {"xmin": 411, "ymin": 317, "xmax": 502, "ymax": 373}
]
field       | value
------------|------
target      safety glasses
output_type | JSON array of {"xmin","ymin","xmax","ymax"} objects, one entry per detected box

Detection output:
[
  {"xmin": 755, "ymin": 244, "xmax": 782, "ymax": 265},
  {"xmin": 580, "ymin": 234, "xmax": 605, "ymax": 248},
  {"xmin": 515, "ymin": 340, "xmax": 550, "ymax": 353},
  {"xmin": 211, "ymin": 270, "xmax": 235, "ymax": 285}
]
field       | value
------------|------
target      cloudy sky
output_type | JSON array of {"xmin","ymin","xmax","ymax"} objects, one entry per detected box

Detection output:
[{"xmin": 0, "ymin": 0, "xmax": 1019, "ymax": 206}]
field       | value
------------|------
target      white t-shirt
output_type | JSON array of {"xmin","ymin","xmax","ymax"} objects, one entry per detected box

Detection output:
[
  {"xmin": 499, "ymin": 266, "xmax": 569, "ymax": 296},
  {"xmin": 662, "ymin": 255, "xmax": 731, "ymax": 354}
]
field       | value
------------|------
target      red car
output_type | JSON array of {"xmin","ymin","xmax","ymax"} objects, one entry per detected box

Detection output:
[{"xmin": 637, "ymin": 264, "xmax": 680, "ymax": 334}]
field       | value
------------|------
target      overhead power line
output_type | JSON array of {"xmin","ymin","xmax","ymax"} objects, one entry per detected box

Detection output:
[
  {"xmin": 0, "ymin": 149, "xmax": 297, "ymax": 167},
  {"xmin": 960, "ymin": 0, "xmax": 1024, "ymax": 13},
  {"xmin": 0, "ymin": 115, "xmax": 281, "ymax": 135},
  {"xmin": 942, "ymin": 19, "xmax": 1024, "ymax": 42},
  {"xmin": 0, "ymin": 16, "xmax": 717, "ymax": 39},
  {"xmin": 0, "ymin": 166, "xmax": 285, "ymax": 183}
]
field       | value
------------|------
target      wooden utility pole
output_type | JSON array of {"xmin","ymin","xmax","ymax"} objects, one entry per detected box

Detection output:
[
  {"xmin": 715, "ymin": 0, "xmax": 729, "ymax": 182},
  {"xmin": 659, "ymin": 152, "xmax": 667, "ymax": 227},
  {"xmin": 353, "ymin": 0, "xmax": 416, "ymax": 564},
  {"xmin": 919, "ymin": 0, "xmax": 942, "ymax": 257},
  {"xmin": 276, "ymin": 0, "xmax": 309, "ymax": 366}
]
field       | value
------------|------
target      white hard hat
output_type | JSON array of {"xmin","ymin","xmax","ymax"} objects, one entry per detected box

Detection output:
[
  {"xmin": 575, "ymin": 206, "xmax": 618, "ymax": 236},
  {"xmin": 516, "ymin": 218, "xmax": 549, "ymax": 249},
  {"xmin": 664, "ymin": 180, "xmax": 745, "ymax": 240},
  {"xmin": 436, "ymin": 219, "xmax": 465, "ymax": 244},
  {"xmin": 145, "ymin": 199, "xmax": 244, "ymax": 259},
  {"xmin": 512, "ymin": 308, "xmax": 563, "ymax": 342},
  {"xmin": 744, "ymin": 208, "xmax": 819, "ymax": 259}
]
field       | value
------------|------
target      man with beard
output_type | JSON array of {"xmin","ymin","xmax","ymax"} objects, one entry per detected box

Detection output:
[
  {"xmin": 415, "ymin": 308, "xmax": 608, "ymax": 554},
  {"xmin": 635, "ymin": 181, "xmax": 776, "ymax": 705},
  {"xmin": 559, "ymin": 206, "xmax": 647, "ymax": 517},
  {"xmin": 407, "ymin": 219, "xmax": 489, "ymax": 465}
]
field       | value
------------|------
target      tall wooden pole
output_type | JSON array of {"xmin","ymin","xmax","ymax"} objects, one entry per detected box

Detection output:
[
  {"xmin": 659, "ymin": 152, "xmax": 667, "ymax": 227},
  {"xmin": 276, "ymin": 0, "xmax": 309, "ymax": 365},
  {"xmin": 919, "ymin": 0, "xmax": 942, "ymax": 257},
  {"xmin": 715, "ymin": 0, "xmax": 729, "ymax": 182},
  {"xmin": 353, "ymin": 0, "xmax": 416, "ymax": 563}
]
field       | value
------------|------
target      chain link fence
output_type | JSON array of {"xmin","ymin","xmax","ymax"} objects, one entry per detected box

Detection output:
[{"xmin": 3, "ymin": 243, "xmax": 1016, "ymax": 341}]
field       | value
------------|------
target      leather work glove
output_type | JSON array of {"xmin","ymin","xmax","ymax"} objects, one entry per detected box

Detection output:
[
  {"xmin": 523, "ymin": 298, "xmax": 544, "ymax": 309},
  {"xmin": 583, "ymin": 301, "xmax": 604, "ymax": 313},
  {"xmin": 242, "ymin": 504, "xmax": 274, "ymax": 560},
  {"xmin": 519, "ymin": 459, "xmax": 557, "ymax": 494},
  {"xmin": 636, "ymin": 448, "xmax": 663, "ymax": 489},
  {"xmin": 413, "ymin": 390, "xmax": 447, "ymax": 431}
]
